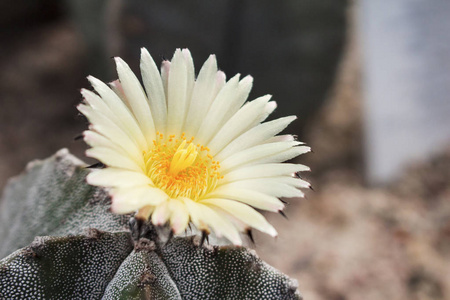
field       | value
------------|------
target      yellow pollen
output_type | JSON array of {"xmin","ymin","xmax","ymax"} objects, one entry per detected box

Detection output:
[{"xmin": 143, "ymin": 133, "xmax": 221, "ymax": 200}]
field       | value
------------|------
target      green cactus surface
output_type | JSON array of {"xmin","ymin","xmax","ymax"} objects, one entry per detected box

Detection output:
[{"xmin": 0, "ymin": 149, "xmax": 302, "ymax": 299}]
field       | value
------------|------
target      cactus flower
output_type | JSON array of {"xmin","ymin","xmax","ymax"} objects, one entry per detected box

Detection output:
[{"xmin": 78, "ymin": 48, "xmax": 310, "ymax": 245}]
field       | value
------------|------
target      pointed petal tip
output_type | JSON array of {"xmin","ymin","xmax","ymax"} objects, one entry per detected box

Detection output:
[
  {"xmin": 269, "ymin": 228, "xmax": 278, "ymax": 237},
  {"xmin": 81, "ymin": 130, "xmax": 92, "ymax": 142},
  {"xmin": 302, "ymin": 166, "xmax": 311, "ymax": 172},
  {"xmin": 272, "ymin": 203, "xmax": 285, "ymax": 213},
  {"xmin": 216, "ymin": 70, "xmax": 226, "ymax": 81},
  {"xmin": 114, "ymin": 57, "xmax": 130, "ymax": 75},
  {"xmin": 172, "ymin": 224, "xmax": 186, "ymax": 235},
  {"xmin": 108, "ymin": 79, "xmax": 121, "ymax": 89},
  {"xmin": 110, "ymin": 198, "xmax": 135, "ymax": 215},
  {"xmin": 84, "ymin": 148, "xmax": 94, "ymax": 158},
  {"xmin": 80, "ymin": 88, "xmax": 92, "ymax": 98},
  {"xmin": 241, "ymin": 75, "xmax": 253, "ymax": 85},
  {"xmin": 86, "ymin": 75, "xmax": 102, "ymax": 88},
  {"xmin": 172, "ymin": 48, "xmax": 183, "ymax": 58},
  {"xmin": 140, "ymin": 48, "xmax": 154, "ymax": 61},
  {"xmin": 85, "ymin": 171, "xmax": 105, "ymax": 186},
  {"xmin": 264, "ymin": 94, "xmax": 273, "ymax": 101},
  {"xmin": 161, "ymin": 60, "xmax": 171, "ymax": 68},
  {"xmin": 85, "ymin": 170, "xmax": 94, "ymax": 179},
  {"xmin": 233, "ymin": 237, "xmax": 243, "ymax": 246},
  {"xmin": 181, "ymin": 48, "xmax": 192, "ymax": 57},
  {"xmin": 114, "ymin": 56, "xmax": 127, "ymax": 68},
  {"xmin": 266, "ymin": 101, "xmax": 277, "ymax": 112},
  {"xmin": 151, "ymin": 213, "xmax": 160, "ymax": 225},
  {"xmin": 76, "ymin": 103, "xmax": 88, "ymax": 114},
  {"xmin": 154, "ymin": 219, "xmax": 164, "ymax": 226}
]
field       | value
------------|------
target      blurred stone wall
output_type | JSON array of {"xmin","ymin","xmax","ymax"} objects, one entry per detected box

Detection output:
[{"xmin": 360, "ymin": 0, "xmax": 450, "ymax": 184}]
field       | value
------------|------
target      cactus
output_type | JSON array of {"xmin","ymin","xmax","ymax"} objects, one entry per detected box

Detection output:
[{"xmin": 0, "ymin": 149, "xmax": 302, "ymax": 299}]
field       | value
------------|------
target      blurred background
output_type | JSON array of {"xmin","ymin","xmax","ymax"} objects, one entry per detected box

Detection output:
[{"xmin": 0, "ymin": 1, "xmax": 449, "ymax": 299}]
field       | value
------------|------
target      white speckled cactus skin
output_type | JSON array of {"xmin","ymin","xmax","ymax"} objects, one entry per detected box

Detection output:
[{"xmin": 0, "ymin": 149, "xmax": 302, "ymax": 299}]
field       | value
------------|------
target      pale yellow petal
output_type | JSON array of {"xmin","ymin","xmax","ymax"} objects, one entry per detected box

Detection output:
[
  {"xmin": 181, "ymin": 48, "xmax": 195, "ymax": 102},
  {"xmin": 221, "ymin": 75, "xmax": 253, "ymax": 124},
  {"xmin": 183, "ymin": 198, "xmax": 241, "ymax": 245},
  {"xmin": 220, "ymin": 141, "xmax": 303, "ymax": 173},
  {"xmin": 222, "ymin": 163, "xmax": 310, "ymax": 183},
  {"xmin": 169, "ymin": 198, "xmax": 190, "ymax": 234},
  {"xmin": 201, "ymin": 198, "xmax": 277, "ymax": 237},
  {"xmin": 167, "ymin": 49, "xmax": 189, "ymax": 136},
  {"xmin": 86, "ymin": 147, "xmax": 142, "ymax": 172},
  {"xmin": 183, "ymin": 54, "xmax": 218, "ymax": 136},
  {"xmin": 250, "ymin": 146, "xmax": 311, "ymax": 166},
  {"xmin": 160, "ymin": 60, "xmax": 171, "ymax": 107},
  {"xmin": 205, "ymin": 186, "xmax": 284, "ymax": 212},
  {"xmin": 115, "ymin": 57, "xmax": 156, "ymax": 142},
  {"xmin": 78, "ymin": 104, "xmax": 142, "ymax": 157},
  {"xmin": 265, "ymin": 134, "xmax": 296, "ymax": 143},
  {"xmin": 216, "ymin": 115, "xmax": 297, "ymax": 160},
  {"xmin": 110, "ymin": 186, "xmax": 168, "ymax": 214},
  {"xmin": 195, "ymin": 74, "xmax": 240, "ymax": 144},
  {"xmin": 218, "ymin": 179, "xmax": 305, "ymax": 198},
  {"xmin": 140, "ymin": 48, "xmax": 167, "ymax": 131},
  {"xmin": 152, "ymin": 201, "xmax": 171, "ymax": 225},
  {"xmin": 208, "ymin": 95, "xmax": 272, "ymax": 155},
  {"xmin": 86, "ymin": 168, "xmax": 153, "ymax": 188},
  {"xmin": 88, "ymin": 76, "xmax": 148, "ymax": 150},
  {"xmin": 83, "ymin": 130, "xmax": 144, "ymax": 168}
]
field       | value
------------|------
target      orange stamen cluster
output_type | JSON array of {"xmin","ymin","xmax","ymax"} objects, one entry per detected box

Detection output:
[{"xmin": 144, "ymin": 132, "xmax": 222, "ymax": 200}]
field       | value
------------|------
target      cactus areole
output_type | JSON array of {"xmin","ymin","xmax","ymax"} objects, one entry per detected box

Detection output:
[{"xmin": 78, "ymin": 48, "xmax": 310, "ymax": 246}]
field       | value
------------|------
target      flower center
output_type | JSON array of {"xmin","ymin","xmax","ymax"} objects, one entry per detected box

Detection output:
[
  {"xmin": 169, "ymin": 140, "xmax": 198, "ymax": 175},
  {"xmin": 144, "ymin": 132, "xmax": 222, "ymax": 200}
]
